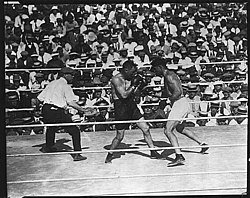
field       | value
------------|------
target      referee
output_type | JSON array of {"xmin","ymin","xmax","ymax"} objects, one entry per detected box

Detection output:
[{"xmin": 37, "ymin": 67, "xmax": 87, "ymax": 161}]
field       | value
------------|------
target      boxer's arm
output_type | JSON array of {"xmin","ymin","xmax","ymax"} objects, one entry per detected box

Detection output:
[
  {"xmin": 111, "ymin": 77, "xmax": 135, "ymax": 99},
  {"xmin": 166, "ymin": 74, "xmax": 182, "ymax": 103}
]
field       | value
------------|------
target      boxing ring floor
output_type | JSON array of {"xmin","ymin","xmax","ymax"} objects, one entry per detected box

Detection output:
[{"xmin": 6, "ymin": 125, "xmax": 247, "ymax": 196}]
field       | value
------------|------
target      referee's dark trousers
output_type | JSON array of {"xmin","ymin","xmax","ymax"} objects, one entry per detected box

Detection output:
[{"xmin": 42, "ymin": 104, "xmax": 81, "ymax": 151}]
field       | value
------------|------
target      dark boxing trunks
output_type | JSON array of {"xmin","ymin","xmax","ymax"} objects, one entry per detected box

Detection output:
[{"xmin": 114, "ymin": 97, "xmax": 143, "ymax": 130}]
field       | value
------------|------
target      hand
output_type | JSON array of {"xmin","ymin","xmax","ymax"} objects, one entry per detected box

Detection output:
[{"xmin": 138, "ymin": 79, "xmax": 148, "ymax": 90}]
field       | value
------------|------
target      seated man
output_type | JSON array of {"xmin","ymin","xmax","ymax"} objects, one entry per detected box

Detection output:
[
  {"xmin": 196, "ymin": 111, "xmax": 209, "ymax": 126},
  {"xmin": 142, "ymin": 100, "xmax": 167, "ymax": 128}
]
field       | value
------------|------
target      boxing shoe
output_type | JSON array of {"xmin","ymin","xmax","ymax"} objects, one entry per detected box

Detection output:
[
  {"xmin": 73, "ymin": 154, "xmax": 87, "ymax": 161},
  {"xmin": 167, "ymin": 154, "xmax": 185, "ymax": 167},
  {"xmin": 150, "ymin": 150, "xmax": 166, "ymax": 160},
  {"xmin": 105, "ymin": 153, "xmax": 113, "ymax": 163},
  {"xmin": 200, "ymin": 143, "xmax": 209, "ymax": 154}
]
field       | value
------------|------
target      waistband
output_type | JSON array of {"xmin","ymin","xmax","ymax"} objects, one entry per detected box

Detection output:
[{"xmin": 44, "ymin": 103, "xmax": 64, "ymax": 110}]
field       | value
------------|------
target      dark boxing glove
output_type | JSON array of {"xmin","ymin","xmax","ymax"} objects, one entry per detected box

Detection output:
[
  {"xmin": 131, "ymin": 74, "xmax": 143, "ymax": 87},
  {"xmin": 138, "ymin": 78, "xmax": 148, "ymax": 90}
]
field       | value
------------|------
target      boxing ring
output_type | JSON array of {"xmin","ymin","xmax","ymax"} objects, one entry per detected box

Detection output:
[
  {"xmin": 6, "ymin": 60, "xmax": 248, "ymax": 196},
  {"xmin": 6, "ymin": 122, "xmax": 247, "ymax": 196}
]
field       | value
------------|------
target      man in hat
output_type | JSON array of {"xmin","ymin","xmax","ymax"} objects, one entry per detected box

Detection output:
[
  {"xmin": 234, "ymin": 106, "xmax": 248, "ymax": 125},
  {"xmin": 37, "ymin": 67, "xmax": 88, "ymax": 161},
  {"xmin": 150, "ymin": 57, "xmax": 209, "ymax": 167},
  {"xmin": 49, "ymin": 6, "xmax": 62, "ymax": 25},
  {"xmin": 124, "ymin": 36, "xmax": 137, "ymax": 54},
  {"xmin": 87, "ymin": 86, "xmax": 110, "ymax": 106},
  {"xmin": 134, "ymin": 46, "xmax": 150, "ymax": 67},
  {"xmin": 222, "ymin": 31, "xmax": 235, "ymax": 55},
  {"xmin": 185, "ymin": 85, "xmax": 201, "ymax": 126},
  {"xmin": 163, "ymin": 14, "xmax": 177, "ymax": 37},
  {"xmin": 228, "ymin": 101, "xmax": 241, "ymax": 125},
  {"xmin": 6, "ymin": 90, "xmax": 33, "ymax": 135},
  {"xmin": 46, "ymin": 51, "xmax": 64, "ymax": 68},
  {"xmin": 30, "ymin": 7, "xmax": 43, "ymax": 33},
  {"xmin": 168, "ymin": 42, "xmax": 181, "ymax": 59},
  {"xmin": 38, "ymin": 46, "xmax": 52, "ymax": 65},
  {"xmin": 105, "ymin": 60, "xmax": 165, "ymax": 163},
  {"xmin": 147, "ymin": 33, "xmax": 160, "ymax": 52},
  {"xmin": 230, "ymin": 82, "xmax": 242, "ymax": 100},
  {"xmin": 196, "ymin": 111, "xmax": 209, "ymax": 126},
  {"xmin": 206, "ymin": 101, "xmax": 221, "ymax": 126},
  {"xmin": 17, "ymin": 51, "xmax": 33, "ymax": 69},
  {"xmin": 29, "ymin": 72, "xmax": 47, "ymax": 108},
  {"xmin": 220, "ymin": 86, "xmax": 233, "ymax": 114},
  {"xmin": 178, "ymin": 47, "xmax": 192, "ymax": 67},
  {"xmin": 240, "ymin": 83, "xmax": 248, "ymax": 98},
  {"xmin": 118, "ymin": 48, "xmax": 129, "ymax": 65}
]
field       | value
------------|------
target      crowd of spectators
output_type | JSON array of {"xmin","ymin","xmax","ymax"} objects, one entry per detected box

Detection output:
[{"xmin": 5, "ymin": 2, "xmax": 248, "ymax": 135}]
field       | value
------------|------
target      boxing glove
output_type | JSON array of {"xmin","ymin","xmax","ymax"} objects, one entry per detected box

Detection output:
[
  {"xmin": 131, "ymin": 74, "xmax": 143, "ymax": 87},
  {"xmin": 138, "ymin": 78, "xmax": 148, "ymax": 90}
]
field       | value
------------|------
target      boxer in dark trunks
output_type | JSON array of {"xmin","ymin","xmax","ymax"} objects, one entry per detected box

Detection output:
[{"xmin": 105, "ymin": 60, "xmax": 165, "ymax": 163}]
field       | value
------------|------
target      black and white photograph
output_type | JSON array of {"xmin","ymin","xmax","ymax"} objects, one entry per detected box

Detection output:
[{"xmin": 4, "ymin": 1, "xmax": 248, "ymax": 196}]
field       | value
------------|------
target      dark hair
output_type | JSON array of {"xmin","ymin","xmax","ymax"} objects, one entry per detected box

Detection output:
[
  {"xmin": 151, "ymin": 57, "xmax": 166, "ymax": 69},
  {"xmin": 122, "ymin": 60, "xmax": 137, "ymax": 70}
]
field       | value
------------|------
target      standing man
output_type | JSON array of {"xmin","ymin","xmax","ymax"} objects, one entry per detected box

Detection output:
[
  {"xmin": 37, "ymin": 67, "xmax": 87, "ymax": 161},
  {"xmin": 150, "ymin": 58, "xmax": 209, "ymax": 167},
  {"xmin": 105, "ymin": 60, "xmax": 165, "ymax": 163}
]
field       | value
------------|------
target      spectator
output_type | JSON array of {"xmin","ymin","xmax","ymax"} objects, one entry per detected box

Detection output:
[
  {"xmin": 230, "ymin": 82, "xmax": 242, "ymax": 100},
  {"xmin": 228, "ymin": 101, "xmax": 240, "ymax": 125},
  {"xmin": 213, "ymin": 81, "xmax": 224, "ymax": 99},
  {"xmin": 38, "ymin": 46, "xmax": 52, "ymax": 65},
  {"xmin": 206, "ymin": 101, "xmax": 221, "ymax": 126},
  {"xmin": 142, "ymin": 100, "xmax": 167, "ymax": 128},
  {"xmin": 196, "ymin": 111, "xmax": 209, "ymax": 126},
  {"xmin": 46, "ymin": 51, "xmax": 64, "ymax": 68},
  {"xmin": 49, "ymin": 6, "xmax": 63, "ymax": 25},
  {"xmin": 220, "ymin": 86, "xmax": 233, "ymax": 115},
  {"xmin": 40, "ymin": 16, "xmax": 55, "ymax": 35},
  {"xmin": 17, "ymin": 51, "xmax": 33, "ymax": 69},
  {"xmin": 186, "ymin": 85, "xmax": 200, "ymax": 126},
  {"xmin": 234, "ymin": 106, "xmax": 248, "ymax": 125},
  {"xmin": 94, "ymin": 100, "xmax": 113, "ymax": 131},
  {"xmin": 199, "ymin": 87, "xmax": 214, "ymax": 112}
]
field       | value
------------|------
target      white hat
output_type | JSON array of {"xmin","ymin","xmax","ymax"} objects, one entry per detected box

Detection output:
[
  {"xmin": 167, "ymin": 64, "xmax": 178, "ymax": 70},
  {"xmin": 68, "ymin": 60, "xmax": 77, "ymax": 66},
  {"xmin": 203, "ymin": 87, "xmax": 213, "ymax": 95},
  {"xmin": 51, "ymin": 52, "xmax": 59, "ymax": 56},
  {"xmin": 87, "ymin": 59, "xmax": 96, "ymax": 65},
  {"xmin": 213, "ymin": 81, "xmax": 223, "ymax": 86},
  {"xmin": 134, "ymin": 45, "xmax": 144, "ymax": 52},
  {"xmin": 51, "ymin": 6, "xmax": 59, "ymax": 10},
  {"xmin": 153, "ymin": 86, "xmax": 161, "ymax": 92},
  {"xmin": 182, "ymin": 64, "xmax": 193, "ymax": 69},
  {"xmin": 152, "ymin": 76, "xmax": 162, "ymax": 82}
]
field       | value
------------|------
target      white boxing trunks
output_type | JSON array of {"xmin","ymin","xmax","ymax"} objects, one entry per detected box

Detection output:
[{"xmin": 168, "ymin": 97, "xmax": 191, "ymax": 123}]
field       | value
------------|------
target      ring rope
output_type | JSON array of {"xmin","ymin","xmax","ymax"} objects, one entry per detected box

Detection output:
[
  {"xmin": 5, "ymin": 80, "xmax": 248, "ymax": 92},
  {"xmin": 5, "ymin": 115, "xmax": 248, "ymax": 128},
  {"xmin": 5, "ymin": 98, "xmax": 248, "ymax": 112},
  {"xmin": 5, "ymin": 60, "xmax": 247, "ymax": 72},
  {"xmin": 7, "ymin": 170, "xmax": 246, "ymax": 184},
  {"xmin": 6, "ymin": 144, "xmax": 247, "ymax": 157}
]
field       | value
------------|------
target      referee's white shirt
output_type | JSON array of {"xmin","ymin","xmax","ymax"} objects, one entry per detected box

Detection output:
[{"xmin": 37, "ymin": 77, "xmax": 78, "ymax": 109}]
